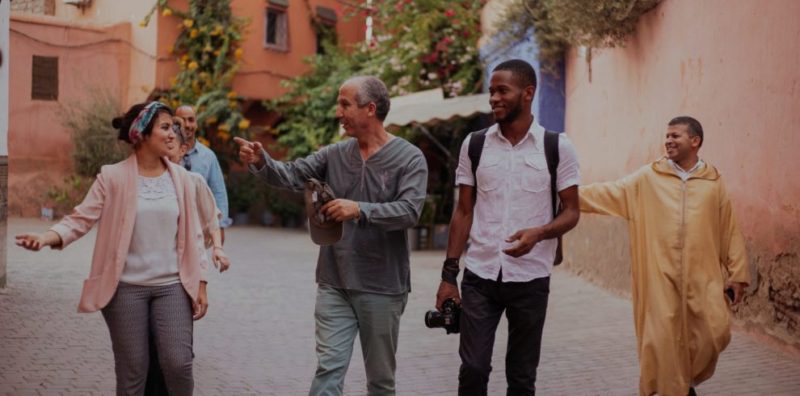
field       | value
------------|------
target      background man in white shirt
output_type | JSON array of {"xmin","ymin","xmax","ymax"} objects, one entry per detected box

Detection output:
[{"xmin": 435, "ymin": 59, "xmax": 581, "ymax": 395}]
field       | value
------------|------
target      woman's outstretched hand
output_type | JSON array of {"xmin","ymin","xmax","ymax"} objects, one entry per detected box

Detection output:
[
  {"xmin": 16, "ymin": 233, "xmax": 48, "ymax": 251},
  {"xmin": 16, "ymin": 231, "xmax": 62, "ymax": 251}
]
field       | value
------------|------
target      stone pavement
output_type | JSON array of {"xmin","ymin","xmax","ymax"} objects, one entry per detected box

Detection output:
[{"xmin": 1, "ymin": 218, "xmax": 798, "ymax": 395}]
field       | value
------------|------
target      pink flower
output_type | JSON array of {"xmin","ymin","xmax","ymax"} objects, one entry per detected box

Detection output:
[
  {"xmin": 445, "ymin": 9, "xmax": 456, "ymax": 17},
  {"xmin": 423, "ymin": 52, "xmax": 439, "ymax": 64}
]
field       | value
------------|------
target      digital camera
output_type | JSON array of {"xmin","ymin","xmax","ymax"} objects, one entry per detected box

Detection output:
[{"xmin": 424, "ymin": 298, "xmax": 461, "ymax": 334}]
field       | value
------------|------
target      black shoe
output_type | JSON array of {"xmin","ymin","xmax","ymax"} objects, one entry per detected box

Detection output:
[{"xmin": 687, "ymin": 387, "xmax": 697, "ymax": 396}]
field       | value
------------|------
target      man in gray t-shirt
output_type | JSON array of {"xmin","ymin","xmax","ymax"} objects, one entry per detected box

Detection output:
[{"xmin": 235, "ymin": 76, "xmax": 428, "ymax": 396}]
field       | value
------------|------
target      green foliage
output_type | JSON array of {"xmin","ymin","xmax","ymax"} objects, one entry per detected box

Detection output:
[
  {"xmin": 227, "ymin": 171, "xmax": 303, "ymax": 224},
  {"xmin": 269, "ymin": 0, "xmax": 486, "ymax": 160},
  {"xmin": 269, "ymin": 46, "xmax": 365, "ymax": 158},
  {"xmin": 143, "ymin": 0, "xmax": 250, "ymax": 170},
  {"xmin": 227, "ymin": 171, "xmax": 265, "ymax": 213},
  {"xmin": 61, "ymin": 90, "xmax": 129, "ymax": 177},
  {"xmin": 497, "ymin": 0, "xmax": 661, "ymax": 68},
  {"xmin": 265, "ymin": 189, "xmax": 303, "ymax": 221},
  {"xmin": 46, "ymin": 175, "xmax": 91, "ymax": 217},
  {"xmin": 50, "ymin": 90, "xmax": 128, "ymax": 215}
]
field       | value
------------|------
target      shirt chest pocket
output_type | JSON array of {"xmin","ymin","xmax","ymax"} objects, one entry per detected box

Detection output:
[
  {"xmin": 376, "ymin": 169, "xmax": 399, "ymax": 202},
  {"xmin": 476, "ymin": 154, "xmax": 504, "ymax": 193},
  {"xmin": 520, "ymin": 155, "xmax": 550, "ymax": 193},
  {"xmin": 474, "ymin": 155, "xmax": 505, "ymax": 224}
]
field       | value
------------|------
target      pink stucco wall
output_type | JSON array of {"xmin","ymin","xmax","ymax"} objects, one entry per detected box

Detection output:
[
  {"xmin": 564, "ymin": 0, "xmax": 800, "ymax": 348},
  {"xmin": 8, "ymin": 15, "xmax": 130, "ymax": 216}
]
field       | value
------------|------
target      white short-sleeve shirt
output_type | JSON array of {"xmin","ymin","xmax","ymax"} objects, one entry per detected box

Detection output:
[{"xmin": 455, "ymin": 121, "xmax": 580, "ymax": 282}]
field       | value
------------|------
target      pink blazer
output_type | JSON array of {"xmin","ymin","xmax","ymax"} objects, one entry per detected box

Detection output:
[{"xmin": 50, "ymin": 155, "xmax": 208, "ymax": 313}]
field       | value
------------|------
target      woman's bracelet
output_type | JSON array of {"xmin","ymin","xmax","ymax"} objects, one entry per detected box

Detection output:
[{"xmin": 213, "ymin": 245, "xmax": 224, "ymax": 250}]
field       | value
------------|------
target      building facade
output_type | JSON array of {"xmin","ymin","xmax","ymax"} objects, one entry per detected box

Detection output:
[{"xmin": 8, "ymin": 0, "xmax": 365, "ymax": 217}]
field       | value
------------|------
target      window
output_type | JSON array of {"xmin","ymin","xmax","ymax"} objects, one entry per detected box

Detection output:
[
  {"xmin": 265, "ymin": 2, "xmax": 288, "ymax": 51},
  {"xmin": 31, "ymin": 55, "xmax": 58, "ymax": 101},
  {"xmin": 315, "ymin": 6, "xmax": 338, "ymax": 55}
]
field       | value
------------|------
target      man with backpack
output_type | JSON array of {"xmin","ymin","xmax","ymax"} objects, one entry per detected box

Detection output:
[{"xmin": 435, "ymin": 59, "xmax": 581, "ymax": 395}]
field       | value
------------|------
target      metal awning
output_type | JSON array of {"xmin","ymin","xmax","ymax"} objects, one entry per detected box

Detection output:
[{"xmin": 383, "ymin": 89, "xmax": 490, "ymax": 130}]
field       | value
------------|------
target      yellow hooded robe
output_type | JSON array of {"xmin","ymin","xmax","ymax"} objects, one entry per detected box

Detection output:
[{"xmin": 579, "ymin": 158, "xmax": 750, "ymax": 396}]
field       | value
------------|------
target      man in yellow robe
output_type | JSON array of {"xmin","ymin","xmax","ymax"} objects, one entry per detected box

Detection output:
[{"xmin": 579, "ymin": 116, "xmax": 750, "ymax": 396}]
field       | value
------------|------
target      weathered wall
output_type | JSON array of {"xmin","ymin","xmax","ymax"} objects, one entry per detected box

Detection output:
[
  {"xmin": 52, "ymin": 0, "xmax": 158, "ymax": 107},
  {"xmin": 1, "ymin": 0, "xmax": 10, "ymax": 288},
  {"xmin": 563, "ymin": 0, "xmax": 800, "ymax": 349},
  {"xmin": 8, "ymin": 15, "xmax": 130, "ymax": 216},
  {"xmin": 10, "ymin": 0, "xmax": 54, "ymax": 16}
]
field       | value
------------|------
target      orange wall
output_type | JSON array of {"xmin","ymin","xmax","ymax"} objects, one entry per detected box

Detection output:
[
  {"xmin": 564, "ymin": 0, "xmax": 800, "ymax": 347},
  {"xmin": 155, "ymin": 0, "xmax": 365, "ymax": 100},
  {"xmin": 52, "ymin": 0, "xmax": 159, "ymax": 107},
  {"xmin": 8, "ymin": 15, "xmax": 131, "ymax": 216}
]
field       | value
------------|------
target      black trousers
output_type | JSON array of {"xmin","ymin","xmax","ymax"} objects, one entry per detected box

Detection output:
[{"xmin": 458, "ymin": 269, "xmax": 550, "ymax": 396}]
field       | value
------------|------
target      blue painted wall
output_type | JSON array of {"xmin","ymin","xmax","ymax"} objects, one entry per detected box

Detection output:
[{"xmin": 480, "ymin": 29, "xmax": 565, "ymax": 132}]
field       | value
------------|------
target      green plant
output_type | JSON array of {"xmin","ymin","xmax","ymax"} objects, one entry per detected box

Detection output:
[
  {"xmin": 496, "ymin": 0, "xmax": 661, "ymax": 69},
  {"xmin": 60, "ymin": 90, "xmax": 129, "ymax": 177},
  {"xmin": 419, "ymin": 196, "xmax": 436, "ymax": 227},
  {"xmin": 142, "ymin": 0, "xmax": 249, "ymax": 171},
  {"xmin": 227, "ymin": 171, "xmax": 265, "ymax": 214},
  {"xmin": 45, "ymin": 175, "xmax": 91, "ymax": 217},
  {"xmin": 49, "ymin": 90, "xmax": 128, "ymax": 216},
  {"xmin": 269, "ymin": 0, "xmax": 486, "ymax": 160},
  {"xmin": 266, "ymin": 189, "xmax": 304, "ymax": 222}
]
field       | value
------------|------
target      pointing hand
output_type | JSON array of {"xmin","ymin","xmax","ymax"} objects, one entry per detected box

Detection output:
[{"xmin": 233, "ymin": 137, "xmax": 265, "ymax": 167}]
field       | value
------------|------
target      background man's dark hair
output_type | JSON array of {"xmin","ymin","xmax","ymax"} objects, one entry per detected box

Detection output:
[
  {"xmin": 668, "ymin": 116, "xmax": 704, "ymax": 147},
  {"xmin": 493, "ymin": 59, "xmax": 538, "ymax": 90}
]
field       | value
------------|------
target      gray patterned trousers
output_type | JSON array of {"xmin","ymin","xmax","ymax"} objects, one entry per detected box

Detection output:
[{"xmin": 101, "ymin": 282, "xmax": 194, "ymax": 396}]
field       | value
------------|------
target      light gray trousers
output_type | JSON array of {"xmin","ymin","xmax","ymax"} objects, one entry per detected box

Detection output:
[
  {"xmin": 101, "ymin": 282, "xmax": 194, "ymax": 396},
  {"xmin": 309, "ymin": 285, "xmax": 408, "ymax": 396}
]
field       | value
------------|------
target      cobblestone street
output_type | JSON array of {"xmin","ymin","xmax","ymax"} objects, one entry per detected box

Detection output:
[{"xmin": 1, "ymin": 218, "xmax": 798, "ymax": 395}]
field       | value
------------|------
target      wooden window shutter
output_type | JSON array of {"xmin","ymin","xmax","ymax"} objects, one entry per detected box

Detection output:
[{"xmin": 31, "ymin": 55, "xmax": 58, "ymax": 101}]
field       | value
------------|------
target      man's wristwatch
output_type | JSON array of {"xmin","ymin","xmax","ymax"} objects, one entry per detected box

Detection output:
[{"xmin": 441, "ymin": 257, "xmax": 460, "ymax": 285}]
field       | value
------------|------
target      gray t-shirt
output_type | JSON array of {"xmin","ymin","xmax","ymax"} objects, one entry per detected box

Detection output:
[{"xmin": 249, "ymin": 136, "xmax": 428, "ymax": 294}]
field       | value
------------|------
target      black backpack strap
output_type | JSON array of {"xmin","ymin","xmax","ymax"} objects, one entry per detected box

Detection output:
[
  {"xmin": 468, "ymin": 128, "xmax": 488, "ymax": 180},
  {"xmin": 468, "ymin": 128, "xmax": 489, "ymax": 203},
  {"xmin": 544, "ymin": 130, "xmax": 563, "ymax": 265},
  {"xmin": 544, "ymin": 130, "xmax": 560, "ymax": 216}
]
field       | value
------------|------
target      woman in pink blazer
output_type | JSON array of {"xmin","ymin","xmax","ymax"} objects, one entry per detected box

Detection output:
[{"xmin": 16, "ymin": 101, "xmax": 210, "ymax": 396}]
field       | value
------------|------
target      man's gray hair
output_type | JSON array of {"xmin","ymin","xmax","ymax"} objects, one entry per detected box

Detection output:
[{"xmin": 344, "ymin": 76, "xmax": 391, "ymax": 121}]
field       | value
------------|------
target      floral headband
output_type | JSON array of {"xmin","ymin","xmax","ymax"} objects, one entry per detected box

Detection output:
[{"xmin": 129, "ymin": 102, "xmax": 168, "ymax": 144}]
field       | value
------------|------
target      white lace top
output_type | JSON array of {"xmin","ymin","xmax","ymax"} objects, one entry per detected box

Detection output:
[{"xmin": 120, "ymin": 171, "xmax": 181, "ymax": 286}]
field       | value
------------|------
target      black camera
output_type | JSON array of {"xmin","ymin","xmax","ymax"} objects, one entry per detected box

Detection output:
[
  {"xmin": 725, "ymin": 287, "xmax": 735, "ymax": 302},
  {"xmin": 425, "ymin": 298, "xmax": 461, "ymax": 334}
]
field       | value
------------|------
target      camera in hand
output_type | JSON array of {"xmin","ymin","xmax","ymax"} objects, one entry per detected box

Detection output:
[
  {"xmin": 725, "ymin": 287, "xmax": 735, "ymax": 302},
  {"xmin": 425, "ymin": 298, "xmax": 461, "ymax": 334}
]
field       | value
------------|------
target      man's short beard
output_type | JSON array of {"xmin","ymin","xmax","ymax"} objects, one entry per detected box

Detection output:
[{"xmin": 496, "ymin": 103, "xmax": 522, "ymax": 124}]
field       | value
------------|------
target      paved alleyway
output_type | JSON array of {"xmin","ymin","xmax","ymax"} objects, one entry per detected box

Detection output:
[{"xmin": 1, "ymin": 218, "xmax": 798, "ymax": 395}]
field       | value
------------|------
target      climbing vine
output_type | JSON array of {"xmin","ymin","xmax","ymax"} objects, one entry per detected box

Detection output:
[
  {"xmin": 496, "ymin": 0, "xmax": 661, "ymax": 69},
  {"xmin": 142, "ymin": 0, "xmax": 249, "ymax": 169},
  {"xmin": 270, "ymin": 0, "xmax": 486, "ymax": 159}
]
